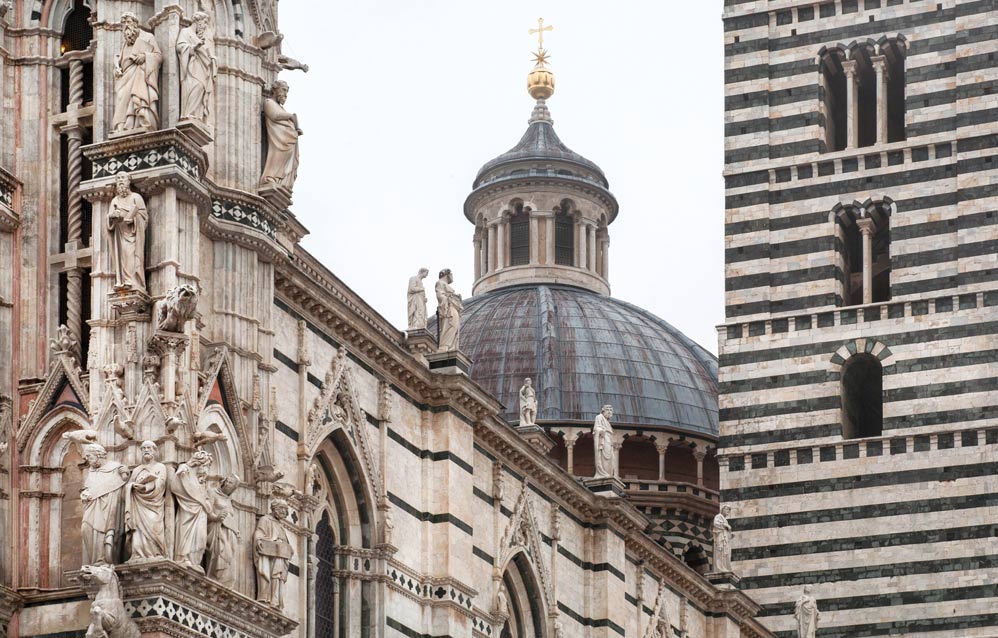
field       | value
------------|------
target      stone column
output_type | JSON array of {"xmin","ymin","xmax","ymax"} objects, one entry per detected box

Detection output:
[
  {"xmin": 473, "ymin": 234, "xmax": 482, "ymax": 280},
  {"xmin": 857, "ymin": 217, "xmax": 876, "ymax": 305},
  {"xmin": 487, "ymin": 223, "xmax": 497, "ymax": 273},
  {"xmin": 576, "ymin": 220, "xmax": 587, "ymax": 269},
  {"xmin": 64, "ymin": 59, "xmax": 86, "ymax": 348},
  {"xmin": 693, "ymin": 448, "xmax": 707, "ymax": 487},
  {"xmin": 612, "ymin": 440, "xmax": 623, "ymax": 478},
  {"xmin": 873, "ymin": 55, "xmax": 888, "ymax": 145},
  {"xmin": 564, "ymin": 431, "xmax": 579, "ymax": 475},
  {"xmin": 587, "ymin": 223, "xmax": 597, "ymax": 271},
  {"xmin": 601, "ymin": 235, "xmax": 609, "ymax": 280},
  {"xmin": 496, "ymin": 219, "xmax": 507, "ymax": 270},
  {"xmin": 546, "ymin": 216, "xmax": 556, "ymax": 265},
  {"xmin": 332, "ymin": 578, "xmax": 341, "ymax": 637},
  {"xmin": 529, "ymin": 212, "xmax": 540, "ymax": 264},
  {"xmin": 842, "ymin": 60, "xmax": 859, "ymax": 149},
  {"xmin": 655, "ymin": 442, "xmax": 669, "ymax": 481}
]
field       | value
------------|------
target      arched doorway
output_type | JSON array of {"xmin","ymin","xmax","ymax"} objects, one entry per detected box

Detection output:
[{"xmin": 499, "ymin": 552, "xmax": 546, "ymax": 638}]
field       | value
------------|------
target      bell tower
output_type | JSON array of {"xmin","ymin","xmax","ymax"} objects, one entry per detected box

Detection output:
[{"xmin": 464, "ymin": 21, "xmax": 618, "ymax": 297}]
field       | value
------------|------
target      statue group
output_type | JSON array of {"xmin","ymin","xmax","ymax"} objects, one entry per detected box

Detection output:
[
  {"xmin": 110, "ymin": 11, "xmax": 300, "ymax": 191},
  {"xmin": 77, "ymin": 437, "xmax": 293, "ymax": 609}
]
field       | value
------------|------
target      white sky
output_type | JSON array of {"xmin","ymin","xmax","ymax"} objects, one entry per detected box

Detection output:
[{"xmin": 279, "ymin": 2, "xmax": 724, "ymax": 353}]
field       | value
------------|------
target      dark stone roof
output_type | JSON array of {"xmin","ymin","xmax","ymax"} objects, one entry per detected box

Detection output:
[
  {"xmin": 473, "ymin": 120, "xmax": 609, "ymax": 190},
  {"xmin": 440, "ymin": 284, "xmax": 718, "ymax": 436}
]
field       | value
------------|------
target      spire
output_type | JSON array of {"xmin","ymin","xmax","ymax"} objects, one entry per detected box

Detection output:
[{"xmin": 526, "ymin": 17, "xmax": 555, "ymax": 115}]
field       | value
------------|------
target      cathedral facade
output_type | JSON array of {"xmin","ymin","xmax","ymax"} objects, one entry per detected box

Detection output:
[
  {"xmin": 0, "ymin": 2, "xmax": 770, "ymax": 638},
  {"xmin": 721, "ymin": 0, "xmax": 998, "ymax": 636}
]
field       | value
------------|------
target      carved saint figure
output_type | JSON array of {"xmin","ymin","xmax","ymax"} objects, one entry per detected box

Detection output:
[
  {"xmin": 177, "ymin": 11, "xmax": 217, "ymax": 123},
  {"xmin": 254, "ymin": 498, "xmax": 294, "ymax": 608},
  {"xmin": 112, "ymin": 12, "xmax": 162, "ymax": 134},
  {"xmin": 124, "ymin": 440, "xmax": 170, "ymax": 561},
  {"xmin": 170, "ymin": 450, "xmax": 213, "ymax": 572},
  {"xmin": 795, "ymin": 584, "xmax": 820, "ymax": 638},
  {"xmin": 207, "ymin": 475, "xmax": 241, "ymax": 586},
  {"xmin": 712, "ymin": 504, "xmax": 734, "ymax": 573},
  {"xmin": 260, "ymin": 80, "xmax": 302, "ymax": 190},
  {"xmin": 80, "ymin": 442, "xmax": 130, "ymax": 565},
  {"xmin": 107, "ymin": 172, "xmax": 147, "ymax": 291},
  {"xmin": 406, "ymin": 268, "xmax": 429, "ymax": 330},
  {"xmin": 435, "ymin": 269, "xmax": 462, "ymax": 351},
  {"xmin": 592, "ymin": 404, "xmax": 615, "ymax": 478},
  {"xmin": 519, "ymin": 377, "xmax": 537, "ymax": 426}
]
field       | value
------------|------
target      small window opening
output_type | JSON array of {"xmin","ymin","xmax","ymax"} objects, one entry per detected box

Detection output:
[
  {"xmin": 61, "ymin": 1, "xmax": 93, "ymax": 54},
  {"xmin": 509, "ymin": 202, "xmax": 530, "ymax": 266},
  {"xmin": 820, "ymin": 50, "xmax": 848, "ymax": 151},
  {"xmin": 841, "ymin": 353, "xmax": 883, "ymax": 439},
  {"xmin": 555, "ymin": 200, "xmax": 575, "ymax": 266}
]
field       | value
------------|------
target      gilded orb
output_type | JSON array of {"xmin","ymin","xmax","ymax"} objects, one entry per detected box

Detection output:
[{"xmin": 527, "ymin": 66, "xmax": 555, "ymax": 100}]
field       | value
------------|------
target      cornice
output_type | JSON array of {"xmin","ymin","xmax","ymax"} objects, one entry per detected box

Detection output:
[{"xmin": 464, "ymin": 174, "xmax": 619, "ymax": 224}]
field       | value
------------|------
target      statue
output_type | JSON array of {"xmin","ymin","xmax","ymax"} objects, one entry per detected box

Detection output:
[
  {"xmin": 107, "ymin": 172, "xmax": 148, "ymax": 291},
  {"xmin": 79, "ymin": 564, "xmax": 141, "ymax": 638},
  {"xmin": 435, "ymin": 269, "xmax": 462, "ymax": 351},
  {"xmin": 156, "ymin": 283, "xmax": 199, "ymax": 331},
  {"xmin": 80, "ymin": 442, "xmax": 130, "ymax": 565},
  {"xmin": 170, "ymin": 450, "xmax": 213, "ymax": 572},
  {"xmin": 383, "ymin": 510, "xmax": 394, "ymax": 546},
  {"xmin": 496, "ymin": 583, "xmax": 508, "ymax": 615},
  {"xmin": 177, "ymin": 11, "xmax": 217, "ymax": 124},
  {"xmin": 124, "ymin": 441, "xmax": 170, "ymax": 561},
  {"xmin": 254, "ymin": 498, "xmax": 294, "ymax": 608},
  {"xmin": 406, "ymin": 268, "xmax": 429, "ymax": 330},
  {"xmin": 795, "ymin": 585, "xmax": 820, "ymax": 638},
  {"xmin": 207, "ymin": 475, "xmax": 241, "ymax": 586},
  {"xmin": 592, "ymin": 405, "xmax": 615, "ymax": 479},
  {"xmin": 712, "ymin": 504, "xmax": 734, "ymax": 573},
  {"xmin": 519, "ymin": 377, "xmax": 537, "ymax": 426},
  {"xmin": 112, "ymin": 12, "xmax": 162, "ymax": 134},
  {"xmin": 260, "ymin": 80, "xmax": 302, "ymax": 191}
]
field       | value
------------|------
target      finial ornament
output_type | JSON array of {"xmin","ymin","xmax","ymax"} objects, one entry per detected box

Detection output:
[
  {"xmin": 526, "ymin": 17, "xmax": 555, "ymax": 101},
  {"xmin": 529, "ymin": 17, "xmax": 553, "ymax": 50}
]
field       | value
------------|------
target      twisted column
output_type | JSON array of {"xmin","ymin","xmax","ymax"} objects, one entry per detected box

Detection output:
[{"xmin": 64, "ymin": 59, "xmax": 86, "ymax": 347}]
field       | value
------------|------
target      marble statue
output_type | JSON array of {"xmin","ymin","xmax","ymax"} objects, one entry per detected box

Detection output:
[
  {"xmin": 79, "ymin": 564, "xmax": 141, "ymax": 638},
  {"xmin": 519, "ymin": 377, "xmax": 537, "ymax": 426},
  {"xmin": 496, "ymin": 583, "xmax": 508, "ymax": 615},
  {"xmin": 207, "ymin": 475, "xmax": 241, "ymax": 586},
  {"xmin": 592, "ymin": 405, "xmax": 615, "ymax": 478},
  {"xmin": 712, "ymin": 505, "xmax": 734, "ymax": 573},
  {"xmin": 156, "ymin": 283, "xmax": 199, "ymax": 331},
  {"xmin": 177, "ymin": 11, "xmax": 217, "ymax": 123},
  {"xmin": 170, "ymin": 450, "xmax": 213, "ymax": 572},
  {"xmin": 107, "ymin": 172, "xmax": 148, "ymax": 291},
  {"xmin": 112, "ymin": 12, "xmax": 162, "ymax": 134},
  {"xmin": 260, "ymin": 80, "xmax": 302, "ymax": 191},
  {"xmin": 406, "ymin": 268, "xmax": 429, "ymax": 330},
  {"xmin": 254, "ymin": 498, "xmax": 294, "ymax": 608},
  {"xmin": 795, "ymin": 585, "xmax": 820, "ymax": 638},
  {"xmin": 435, "ymin": 269, "xmax": 462, "ymax": 351},
  {"xmin": 81, "ymin": 442, "xmax": 130, "ymax": 565},
  {"xmin": 383, "ymin": 510, "xmax": 394, "ymax": 546},
  {"xmin": 124, "ymin": 441, "xmax": 170, "ymax": 561}
]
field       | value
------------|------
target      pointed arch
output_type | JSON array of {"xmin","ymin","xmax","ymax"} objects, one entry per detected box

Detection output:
[
  {"xmin": 17, "ymin": 353, "xmax": 89, "ymax": 453},
  {"xmin": 500, "ymin": 550, "xmax": 548, "ymax": 638},
  {"xmin": 497, "ymin": 481, "xmax": 554, "ymax": 613},
  {"xmin": 196, "ymin": 346, "xmax": 254, "ymax": 478}
]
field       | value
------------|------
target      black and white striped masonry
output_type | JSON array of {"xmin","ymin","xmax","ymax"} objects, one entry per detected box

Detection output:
[{"xmin": 720, "ymin": 1, "xmax": 998, "ymax": 636}]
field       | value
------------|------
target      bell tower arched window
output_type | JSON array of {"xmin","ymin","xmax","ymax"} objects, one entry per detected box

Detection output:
[
  {"xmin": 841, "ymin": 353, "xmax": 883, "ymax": 439},
  {"xmin": 836, "ymin": 200, "xmax": 891, "ymax": 305},
  {"xmin": 820, "ymin": 47, "xmax": 848, "ymax": 152}
]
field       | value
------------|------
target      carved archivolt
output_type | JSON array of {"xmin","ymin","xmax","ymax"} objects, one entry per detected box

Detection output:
[
  {"xmin": 498, "ymin": 480, "xmax": 553, "ymax": 611},
  {"xmin": 17, "ymin": 352, "xmax": 90, "ymax": 453}
]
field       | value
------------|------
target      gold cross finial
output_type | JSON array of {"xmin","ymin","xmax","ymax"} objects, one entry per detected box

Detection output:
[{"xmin": 529, "ymin": 17, "xmax": 553, "ymax": 50}]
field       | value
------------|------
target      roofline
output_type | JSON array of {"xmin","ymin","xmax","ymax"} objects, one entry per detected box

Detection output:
[{"xmin": 462, "ymin": 174, "xmax": 620, "ymax": 224}]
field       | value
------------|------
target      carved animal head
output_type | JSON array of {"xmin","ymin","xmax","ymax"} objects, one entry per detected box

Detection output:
[{"xmin": 80, "ymin": 563, "xmax": 117, "ymax": 587}]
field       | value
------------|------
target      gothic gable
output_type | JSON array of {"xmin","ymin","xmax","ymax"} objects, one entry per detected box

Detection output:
[
  {"xmin": 16, "ymin": 351, "xmax": 89, "ymax": 453},
  {"xmin": 498, "ymin": 480, "xmax": 553, "ymax": 610}
]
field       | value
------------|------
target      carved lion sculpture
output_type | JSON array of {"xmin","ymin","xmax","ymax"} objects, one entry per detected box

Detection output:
[
  {"xmin": 156, "ymin": 284, "xmax": 199, "ymax": 332},
  {"xmin": 80, "ymin": 564, "xmax": 141, "ymax": 638}
]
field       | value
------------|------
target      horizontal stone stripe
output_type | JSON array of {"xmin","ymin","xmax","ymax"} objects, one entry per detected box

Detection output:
[
  {"xmin": 884, "ymin": 404, "xmax": 998, "ymax": 430},
  {"xmin": 892, "ymin": 268, "xmax": 998, "ymax": 297},
  {"xmin": 556, "ymin": 602, "xmax": 625, "ymax": 637},
  {"xmin": 719, "ymin": 320, "xmax": 998, "ymax": 369},
  {"xmin": 725, "ymin": 84, "xmax": 820, "ymax": 116},
  {"xmin": 718, "ymin": 424, "xmax": 839, "ymax": 449},
  {"xmin": 472, "ymin": 545, "xmax": 493, "ymax": 564},
  {"xmin": 722, "ymin": 11, "xmax": 768, "ymax": 31},
  {"xmin": 892, "ymin": 245, "xmax": 957, "ymax": 269},
  {"xmin": 275, "ymin": 419, "xmax": 299, "ymax": 442},
  {"xmin": 724, "ymin": 89, "xmax": 769, "ymax": 112},
  {"xmin": 725, "ymin": 63, "xmax": 768, "ymax": 84},
  {"xmin": 557, "ymin": 545, "xmax": 625, "ymax": 582},
  {"xmin": 731, "ymin": 492, "xmax": 998, "ymax": 531},
  {"xmin": 738, "ymin": 552, "xmax": 998, "ymax": 591},
  {"xmin": 725, "ymin": 292, "xmax": 840, "ymax": 319},
  {"xmin": 760, "ymin": 582, "xmax": 998, "ymax": 617},
  {"xmin": 720, "ymin": 395, "xmax": 838, "ymax": 421},
  {"xmin": 906, "ymin": 116, "xmax": 957, "ymax": 138},
  {"xmin": 387, "ymin": 492, "xmax": 473, "ymax": 535},
  {"xmin": 733, "ymin": 524, "xmax": 996, "ymax": 562},
  {"xmin": 725, "ymin": 265, "xmax": 839, "ymax": 293},
  {"xmin": 721, "ymin": 462, "xmax": 998, "ymax": 503},
  {"xmin": 386, "ymin": 427, "xmax": 474, "ymax": 475},
  {"xmin": 272, "ymin": 347, "xmax": 299, "ymax": 372},
  {"xmin": 726, "ymin": 235, "xmax": 833, "ymax": 263},
  {"xmin": 728, "ymin": 139, "xmax": 823, "ymax": 163},
  {"xmin": 386, "ymin": 617, "xmax": 456, "ymax": 638},
  {"xmin": 772, "ymin": 611, "xmax": 998, "ymax": 638}
]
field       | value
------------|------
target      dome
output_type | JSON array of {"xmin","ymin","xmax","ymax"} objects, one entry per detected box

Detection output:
[
  {"xmin": 472, "ymin": 104, "xmax": 610, "ymax": 191},
  {"xmin": 448, "ymin": 284, "xmax": 718, "ymax": 436}
]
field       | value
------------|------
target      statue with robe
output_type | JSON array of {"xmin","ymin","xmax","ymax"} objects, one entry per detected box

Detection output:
[
  {"xmin": 519, "ymin": 377, "xmax": 537, "ymax": 426},
  {"xmin": 795, "ymin": 585, "xmax": 820, "ymax": 638},
  {"xmin": 107, "ymin": 172, "xmax": 147, "ymax": 291},
  {"xmin": 712, "ymin": 504, "xmax": 733, "ymax": 573},
  {"xmin": 170, "ymin": 450, "xmax": 213, "ymax": 572},
  {"xmin": 260, "ymin": 80, "xmax": 302, "ymax": 191},
  {"xmin": 112, "ymin": 12, "xmax": 162, "ymax": 134},
  {"xmin": 207, "ymin": 475, "xmax": 241, "ymax": 586},
  {"xmin": 435, "ymin": 269, "xmax": 462, "ymax": 352},
  {"xmin": 406, "ymin": 268, "xmax": 429, "ymax": 330},
  {"xmin": 177, "ymin": 11, "xmax": 217, "ymax": 124},
  {"xmin": 124, "ymin": 440, "xmax": 170, "ymax": 561},
  {"xmin": 80, "ymin": 442, "xmax": 130, "ymax": 565},
  {"xmin": 254, "ymin": 498, "xmax": 293, "ymax": 608},
  {"xmin": 592, "ymin": 404, "xmax": 615, "ymax": 478}
]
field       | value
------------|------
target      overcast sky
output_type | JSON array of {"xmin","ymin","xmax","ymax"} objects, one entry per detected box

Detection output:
[{"xmin": 279, "ymin": 2, "xmax": 724, "ymax": 353}]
